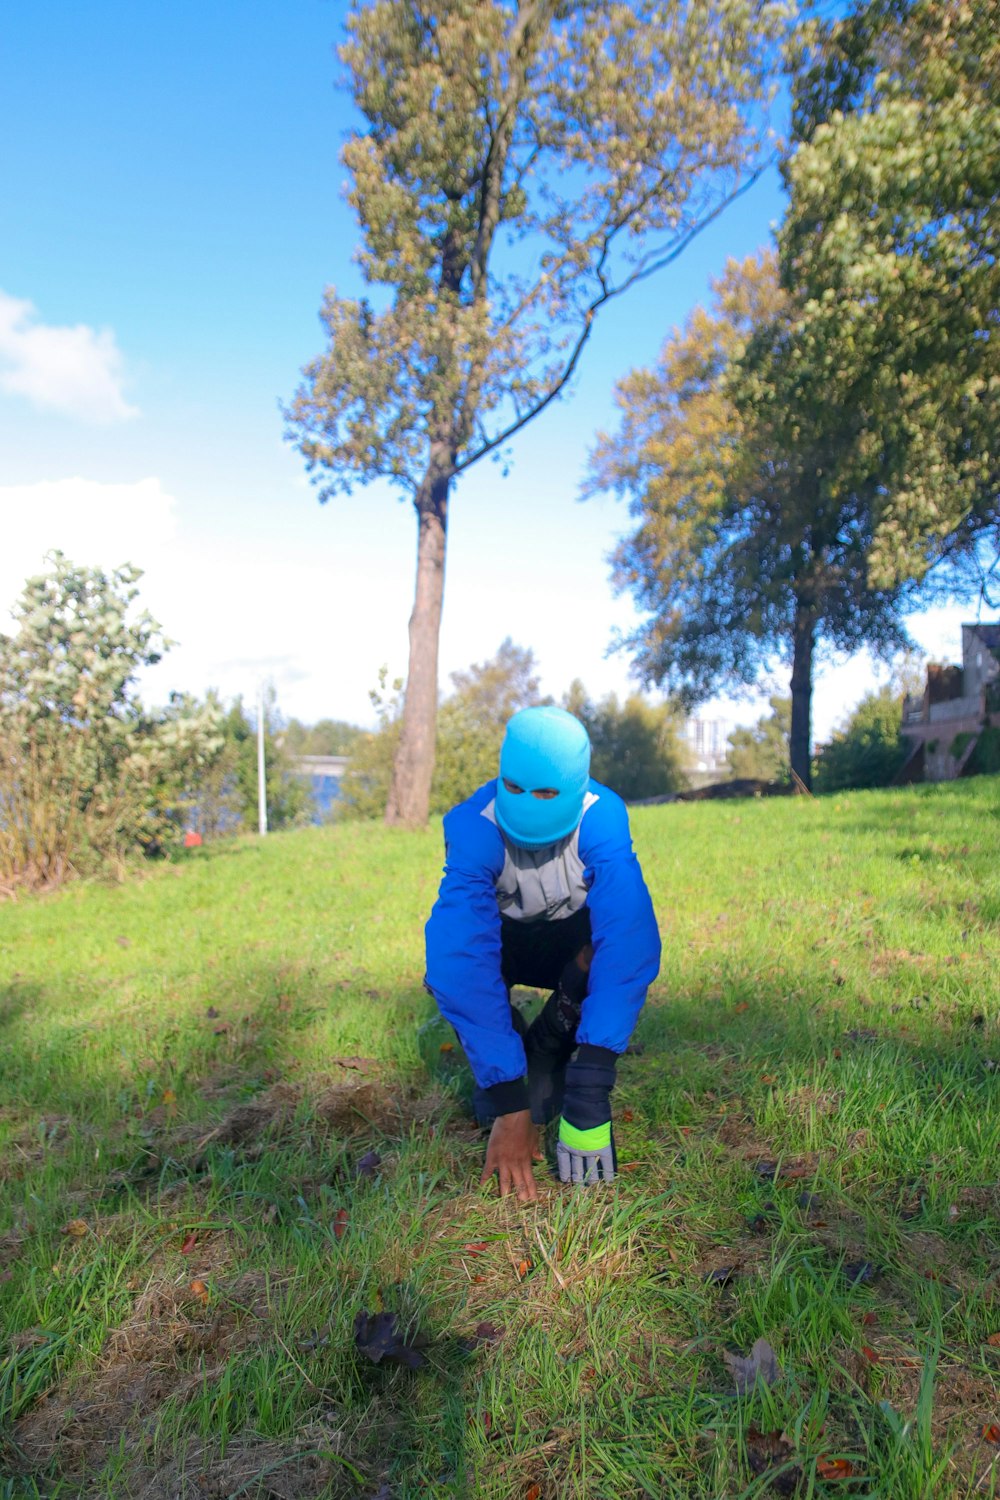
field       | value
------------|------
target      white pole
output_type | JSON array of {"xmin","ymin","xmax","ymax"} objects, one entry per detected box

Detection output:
[{"xmin": 257, "ymin": 681, "xmax": 268, "ymax": 836}]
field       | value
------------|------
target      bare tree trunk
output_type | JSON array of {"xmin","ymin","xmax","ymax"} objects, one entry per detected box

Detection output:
[
  {"xmin": 385, "ymin": 456, "xmax": 451, "ymax": 827},
  {"xmin": 789, "ymin": 602, "xmax": 815, "ymax": 792}
]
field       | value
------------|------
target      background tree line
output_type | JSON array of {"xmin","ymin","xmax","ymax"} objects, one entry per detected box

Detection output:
[{"xmin": 290, "ymin": 0, "xmax": 998, "ymax": 809}]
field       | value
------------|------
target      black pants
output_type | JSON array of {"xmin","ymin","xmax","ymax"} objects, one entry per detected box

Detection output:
[{"xmin": 474, "ymin": 906, "xmax": 593, "ymax": 1125}]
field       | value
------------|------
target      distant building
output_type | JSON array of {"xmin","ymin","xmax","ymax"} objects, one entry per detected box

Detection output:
[
  {"xmin": 898, "ymin": 624, "xmax": 1000, "ymax": 782},
  {"xmin": 683, "ymin": 717, "xmax": 732, "ymax": 775}
]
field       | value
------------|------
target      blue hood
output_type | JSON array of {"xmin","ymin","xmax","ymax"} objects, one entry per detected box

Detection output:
[{"xmin": 495, "ymin": 706, "xmax": 591, "ymax": 849}]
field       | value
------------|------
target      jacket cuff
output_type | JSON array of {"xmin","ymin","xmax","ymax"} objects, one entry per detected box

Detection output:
[{"xmin": 485, "ymin": 1077, "xmax": 529, "ymax": 1115}]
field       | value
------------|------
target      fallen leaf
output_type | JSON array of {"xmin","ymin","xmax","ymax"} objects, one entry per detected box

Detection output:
[
  {"xmin": 724, "ymin": 1337, "xmax": 783, "ymax": 1394},
  {"xmin": 524, "ymin": 1486, "xmax": 541, "ymax": 1500},
  {"xmin": 862, "ymin": 1311, "xmax": 878, "ymax": 1328},
  {"xmin": 982, "ymin": 1424, "xmax": 1000, "ymax": 1443},
  {"xmin": 189, "ymin": 1278, "xmax": 209, "ymax": 1306},
  {"xmin": 705, "ymin": 1265, "xmax": 738, "ymax": 1287},
  {"xmin": 62, "ymin": 1219, "xmax": 89, "ymax": 1237},
  {"xmin": 986, "ymin": 1332, "xmax": 1000, "ymax": 1347},
  {"xmin": 461, "ymin": 1242, "xmax": 487, "ymax": 1257},
  {"xmin": 439, "ymin": 1042, "xmax": 454, "ymax": 1054},
  {"xmin": 333, "ymin": 1208, "xmax": 349, "ymax": 1241},
  {"xmin": 842, "ymin": 1260, "xmax": 877, "ymax": 1286},
  {"xmin": 745, "ymin": 1427, "xmax": 800, "ymax": 1495},
  {"xmin": 734, "ymin": 1002, "xmax": 750, "ymax": 1014},
  {"xmin": 473, "ymin": 1321, "xmax": 502, "ymax": 1344},
  {"xmin": 621, "ymin": 1109, "xmax": 635, "ymax": 1123},
  {"xmin": 816, "ymin": 1457, "xmax": 855, "ymax": 1480},
  {"xmin": 179, "ymin": 1231, "xmax": 198, "ymax": 1254},
  {"xmin": 353, "ymin": 1309, "xmax": 426, "ymax": 1369},
  {"xmin": 861, "ymin": 1345, "xmax": 880, "ymax": 1365},
  {"xmin": 760, "ymin": 1074, "xmax": 777, "ymax": 1085},
  {"xmin": 516, "ymin": 1258, "xmax": 532, "ymax": 1279},
  {"xmin": 618, "ymin": 1161, "xmax": 642, "ymax": 1173},
  {"xmin": 356, "ymin": 1150, "xmax": 382, "ymax": 1179},
  {"xmin": 331, "ymin": 1055, "xmax": 379, "ymax": 1074}
]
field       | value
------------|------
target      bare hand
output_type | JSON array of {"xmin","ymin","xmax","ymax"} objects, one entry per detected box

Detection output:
[{"xmin": 479, "ymin": 1109, "xmax": 542, "ymax": 1202}]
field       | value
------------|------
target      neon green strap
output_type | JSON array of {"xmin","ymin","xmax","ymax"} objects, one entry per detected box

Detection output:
[{"xmin": 559, "ymin": 1118, "xmax": 611, "ymax": 1152}]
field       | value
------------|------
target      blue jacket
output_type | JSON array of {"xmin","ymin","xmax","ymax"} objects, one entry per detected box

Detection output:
[{"xmin": 425, "ymin": 778, "xmax": 661, "ymax": 1090}]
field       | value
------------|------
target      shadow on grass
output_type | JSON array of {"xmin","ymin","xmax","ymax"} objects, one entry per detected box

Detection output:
[{"xmin": 2, "ymin": 940, "xmax": 999, "ymax": 1496}]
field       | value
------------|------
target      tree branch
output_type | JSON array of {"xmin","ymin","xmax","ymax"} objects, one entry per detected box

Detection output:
[{"xmin": 454, "ymin": 162, "xmax": 774, "ymax": 476}]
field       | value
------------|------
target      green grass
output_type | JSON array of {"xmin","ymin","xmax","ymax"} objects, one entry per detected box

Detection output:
[{"xmin": 1, "ymin": 780, "xmax": 999, "ymax": 1498}]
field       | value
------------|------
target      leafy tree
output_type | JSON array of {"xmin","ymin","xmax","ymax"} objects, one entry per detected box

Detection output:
[
  {"xmin": 563, "ymin": 680, "xmax": 689, "ymax": 800},
  {"xmin": 783, "ymin": 0, "xmax": 1000, "ymax": 593},
  {"xmin": 431, "ymin": 639, "xmax": 545, "ymax": 810},
  {"xmin": 338, "ymin": 669, "xmax": 405, "ymax": 821},
  {"xmin": 587, "ymin": 253, "xmax": 923, "ymax": 788},
  {"xmin": 286, "ymin": 0, "xmax": 793, "ymax": 827},
  {"xmin": 0, "ymin": 555, "xmax": 223, "ymax": 889},
  {"xmin": 281, "ymin": 718, "xmax": 363, "ymax": 757},
  {"xmin": 814, "ymin": 687, "xmax": 908, "ymax": 792},
  {"xmin": 727, "ymin": 695, "xmax": 790, "ymax": 782}
]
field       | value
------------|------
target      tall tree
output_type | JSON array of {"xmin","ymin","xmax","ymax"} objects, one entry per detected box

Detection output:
[
  {"xmin": 586, "ymin": 254, "xmax": 925, "ymax": 787},
  {"xmin": 783, "ymin": 0, "xmax": 999, "ymax": 593},
  {"xmin": 286, "ymin": 0, "xmax": 792, "ymax": 826}
]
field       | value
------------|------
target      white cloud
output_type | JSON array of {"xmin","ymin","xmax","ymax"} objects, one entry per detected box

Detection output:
[
  {"xmin": 0, "ymin": 290, "xmax": 138, "ymax": 423},
  {"xmin": 0, "ymin": 476, "xmax": 177, "ymax": 622}
]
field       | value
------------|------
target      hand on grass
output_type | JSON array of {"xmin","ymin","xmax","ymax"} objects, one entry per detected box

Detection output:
[{"xmin": 480, "ymin": 1109, "xmax": 542, "ymax": 1202}]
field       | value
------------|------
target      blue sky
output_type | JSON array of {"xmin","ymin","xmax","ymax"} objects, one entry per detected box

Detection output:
[{"xmin": 2, "ymin": 0, "xmax": 989, "ymax": 745}]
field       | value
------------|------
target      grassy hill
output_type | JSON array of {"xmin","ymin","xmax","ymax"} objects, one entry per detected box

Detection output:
[{"xmin": 1, "ymin": 781, "xmax": 999, "ymax": 1498}]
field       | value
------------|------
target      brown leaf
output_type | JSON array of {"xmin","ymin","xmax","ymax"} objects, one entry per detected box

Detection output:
[
  {"xmin": 524, "ymin": 1486, "xmax": 541, "ymax": 1500},
  {"xmin": 189, "ymin": 1278, "xmax": 209, "ymax": 1306},
  {"xmin": 861, "ymin": 1345, "xmax": 880, "ymax": 1365},
  {"xmin": 439, "ymin": 1042, "xmax": 454, "ymax": 1054},
  {"xmin": 516, "ymin": 1258, "xmax": 532, "ymax": 1280},
  {"xmin": 985, "ymin": 1332, "xmax": 1000, "ymax": 1347},
  {"xmin": 179, "ymin": 1231, "xmax": 198, "ymax": 1254},
  {"xmin": 861, "ymin": 1311, "xmax": 878, "ymax": 1328},
  {"xmin": 982, "ymin": 1424, "xmax": 1000, "ymax": 1443},
  {"xmin": 816, "ymin": 1457, "xmax": 855, "ymax": 1480},
  {"xmin": 734, "ymin": 1002, "xmax": 750, "ymax": 1014},
  {"xmin": 333, "ymin": 1208, "xmax": 349, "ymax": 1241},
  {"xmin": 745, "ymin": 1426, "xmax": 800, "ymax": 1494},
  {"xmin": 621, "ymin": 1108, "xmax": 635, "ymax": 1122},
  {"xmin": 724, "ymin": 1337, "xmax": 783, "ymax": 1394},
  {"xmin": 62, "ymin": 1219, "xmax": 89, "ymax": 1238},
  {"xmin": 461, "ymin": 1242, "xmax": 488, "ymax": 1257},
  {"xmin": 354, "ymin": 1309, "xmax": 426, "ymax": 1369}
]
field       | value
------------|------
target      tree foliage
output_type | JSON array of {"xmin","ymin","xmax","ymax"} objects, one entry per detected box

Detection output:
[
  {"xmin": 287, "ymin": 0, "xmax": 793, "ymax": 826},
  {"xmin": 784, "ymin": 0, "xmax": 1000, "ymax": 592},
  {"xmin": 727, "ymin": 695, "xmax": 790, "ymax": 782},
  {"xmin": 563, "ymin": 680, "xmax": 689, "ymax": 800},
  {"xmin": 587, "ymin": 253, "xmax": 922, "ymax": 787},
  {"xmin": 814, "ymin": 687, "xmax": 908, "ymax": 792},
  {"xmin": 0, "ymin": 556, "xmax": 223, "ymax": 889},
  {"xmin": 281, "ymin": 718, "xmax": 363, "ymax": 757}
]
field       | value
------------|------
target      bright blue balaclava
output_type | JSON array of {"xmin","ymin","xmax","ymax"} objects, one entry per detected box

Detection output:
[{"xmin": 494, "ymin": 706, "xmax": 591, "ymax": 849}]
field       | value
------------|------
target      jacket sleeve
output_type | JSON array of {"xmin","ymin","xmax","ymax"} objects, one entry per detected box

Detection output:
[
  {"xmin": 424, "ymin": 789, "xmax": 526, "ymax": 1094},
  {"xmin": 577, "ymin": 787, "xmax": 661, "ymax": 1053}
]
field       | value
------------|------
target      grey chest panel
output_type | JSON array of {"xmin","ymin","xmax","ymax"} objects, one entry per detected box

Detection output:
[{"xmin": 482, "ymin": 792, "xmax": 598, "ymax": 922}]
